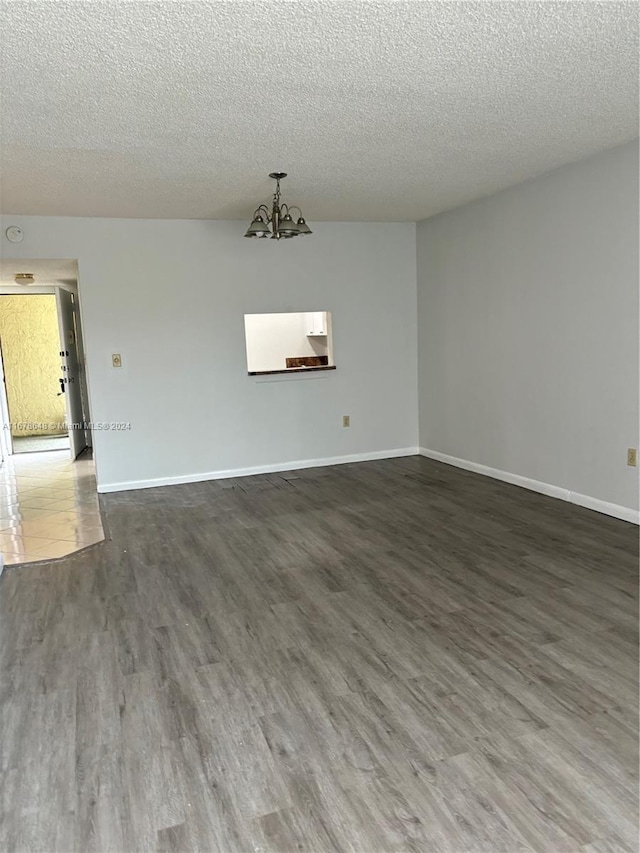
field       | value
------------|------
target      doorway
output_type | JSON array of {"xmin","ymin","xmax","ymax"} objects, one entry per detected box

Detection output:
[
  {"xmin": 0, "ymin": 260, "xmax": 92, "ymax": 464},
  {"xmin": 0, "ymin": 294, "xmax": 70, "ymax": 455}
]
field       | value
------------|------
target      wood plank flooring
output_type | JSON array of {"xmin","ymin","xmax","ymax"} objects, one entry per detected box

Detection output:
[{"xmin": 1, "ymin": 456, "xmax": 638, "ymax": 852}]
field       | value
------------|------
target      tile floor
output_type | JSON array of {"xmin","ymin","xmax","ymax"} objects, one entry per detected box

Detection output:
[{"xmin": 0, "ymin": 449, "xmax": 104, "ymax": 566}]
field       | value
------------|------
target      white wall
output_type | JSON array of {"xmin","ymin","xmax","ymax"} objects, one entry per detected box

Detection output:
[
  {"xmin": 244, "ymin": 312, "xmax": 328, "ymax": 373},
  {"xmin": 417, "ymin": 141, "xmax": 639, "ymax": 519},
  {"xmin": 0, "ymin": 218, "xmax": 418, "ymax": 490}
]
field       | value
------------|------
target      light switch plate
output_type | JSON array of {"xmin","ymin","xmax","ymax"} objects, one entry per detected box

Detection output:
[{"xmin": 112, "ymin": 353, "xmax": 122, "ymax": 368}]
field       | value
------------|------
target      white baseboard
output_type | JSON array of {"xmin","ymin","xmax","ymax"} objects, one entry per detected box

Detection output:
[
  {"xmin": 568, "ymin": 490, "xmax": 640, "ymax": 525},
  {"xmin": 419, "ymin": 447, "xmax": 639, "ymax": 525},
  {"xmin": 97, "ymin": 446, "xmax": 420, "ymax": 494}
]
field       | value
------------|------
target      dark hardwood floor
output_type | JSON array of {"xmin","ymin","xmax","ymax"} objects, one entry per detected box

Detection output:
[{"xmin": 1, "ymin": 456, "xmax": 638, "ymax": 852}]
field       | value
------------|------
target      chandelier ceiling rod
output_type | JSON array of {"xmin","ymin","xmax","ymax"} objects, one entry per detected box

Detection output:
[{"xmin": 244, "ymin": 173, "xmax": 313, "ymax": 240}]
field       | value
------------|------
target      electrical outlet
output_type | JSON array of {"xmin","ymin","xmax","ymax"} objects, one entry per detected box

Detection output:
[
  {"xmin": 627, "ymin": 448, "xmax": 637, "ymax": 467},
  {"xmin": 112, "ymin": 353, "xmax": 122, "ymax": 368},
  {"xmin": 342, "ymin": 415, "xmax": 350, "ymax": 428}
]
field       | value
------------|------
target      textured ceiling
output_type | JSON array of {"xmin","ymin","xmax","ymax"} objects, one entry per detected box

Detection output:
[
  {"xmin": 0, "ymin": 259, "xmax": 78, "ymax": 288},
  {"xmin": 0, "ymin": 1, "xmax": 637, "ymax": 221}
]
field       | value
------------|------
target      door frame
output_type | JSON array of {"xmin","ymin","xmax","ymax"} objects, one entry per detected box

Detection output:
[
  {"xmin": 0, "ymin": 337, "xmax": 13, "ymax": 459},
  {"xmin": 0, "ymin": 285, "xmax": 91, "ymax": 460},
  {"xmin": 56, "ymin": 287, "xmax": 89, "ymax": 459},
  {"xmin": 0, "ymin": 263, "xmax": 95, "ymax": 468}
]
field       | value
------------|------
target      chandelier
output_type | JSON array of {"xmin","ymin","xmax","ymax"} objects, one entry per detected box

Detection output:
[{"xmin": 244, "ymin": 173, "xmax": 312, "ymax": 240}]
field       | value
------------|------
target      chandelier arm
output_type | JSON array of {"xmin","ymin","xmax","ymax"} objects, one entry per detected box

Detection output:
[{"xmin": 254, "ymin": 204, "xmax": 271, "ymax": 221}]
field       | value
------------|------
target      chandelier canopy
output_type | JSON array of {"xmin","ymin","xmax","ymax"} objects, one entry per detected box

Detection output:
[{"xmin": 244, "ymin": 173, "xmax": 312, "ymax": 240}]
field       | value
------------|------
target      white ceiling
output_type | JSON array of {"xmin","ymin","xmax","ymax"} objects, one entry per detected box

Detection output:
[
  {"xmin": 0, "ymin": 1, "xmax": 637, "ymax": 222},
  {"xmin": 0, "ymin": 259, "xmax": 78, "ymax": 288}
]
